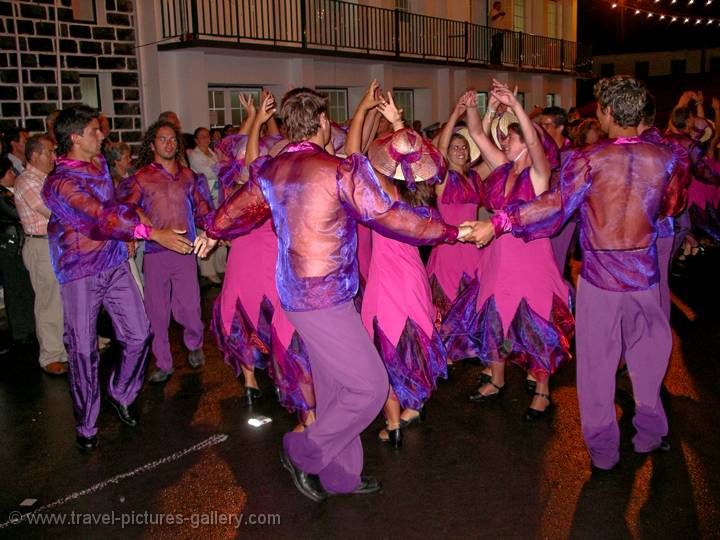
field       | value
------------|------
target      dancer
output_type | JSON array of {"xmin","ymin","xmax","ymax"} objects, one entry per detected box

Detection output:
[
  {"xmin": 463, "ymin": 75, "xmax": 686, "ymax": 469},
  {"xmin": 42, "ymin": 105, "xmax": 191, "ymax": 450},
  {"xmin": 116, "ymin": 121, "xmax": 215, "ymax": 383},
  {"xmin": 426, "ymin": 94, "xmax": 484, "ymax": 325},
  {"xmin": 347, "ymin": 85, "xmax": 449, "ymax": 447},
  {"xmin": 202, "ymin": 88, "xmax": 461, "ymax": 501},
  {"xmin": 461, "ymin": 83, "xmax": 573, "ymax": 420}
]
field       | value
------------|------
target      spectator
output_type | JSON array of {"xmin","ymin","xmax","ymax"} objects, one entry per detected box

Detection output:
[{"xmin": 4, "ymin": 127, "xmax": 29, "ymax": 176}]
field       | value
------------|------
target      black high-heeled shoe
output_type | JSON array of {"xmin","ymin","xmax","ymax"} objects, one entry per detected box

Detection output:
[
  {"xmin": 378, "ymin": 426, "xmax": 403, "ymax": 448},
  {"xmin": 477, "ymin": 371, "xmax": 492, "ymax": 385},
  {"xmin": 469, "ymin": 381, "xmax": 505, "ymax": 403},
  {"xmin": 399, "ymin": 407, "xmax": 426, "ymax": 428},
  {"xmin": 244, "ymin": 386, "xmax": 263, "ymax": 405},
  {"xmin": 523, "ymin": 392, "xmax": 552, "ymax": 421}
]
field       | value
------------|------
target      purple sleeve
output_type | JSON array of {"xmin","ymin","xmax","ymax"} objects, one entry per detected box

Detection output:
[
  {"xmin": 336, "ymin": 153, "xmax": 458, "ymax": 245},
  {"xmin": 115, "ymin": 174, "xmax": 143, "ymax": 206},
  {"xmin": 43, "ymin": 173, "xmax": 139, "ymax": 241},
  {"xmin": 688, "ymin": 141, "xmax": 720, "ymax": 186},
  {"xmin": 507, "ymin": 149, "xmax": 592, "ymax": 241},
  {"xmin": 204, "ymin": 157, "xmax": 272, "ymax": 240},
  {"xmin": 191, "ymin": 172, "xmax": 215, "ymax": 229}
]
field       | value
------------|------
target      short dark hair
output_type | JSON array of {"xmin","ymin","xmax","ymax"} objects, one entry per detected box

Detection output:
[
  {"xmin": 280, "ymin": 88, "xmax": 328, "ymax": 142},
  {"xmin": 137, "ymin": 120, "xmax": 185, "ymax": 168},
  {"xmin": 0, "ymin": 156, "xmax": 13, "ymax": 179},
  {"xmin": 193, "ymin": 127, "xmax": 209, "ymax": 139},
  {"xmin": 3, "ymin": 127, "xmax": 27, "ymax": 153},
  {"xmin": 541, "ymin": 106, "xmax": 568, "ymax": 127},
  {"xmin": 671, "ymin": 106, "xmax": 691, "ymax": 131},
  {"xmin": 593, "ymin": 75, "xmax": 647, "ymax": 128},
  {"xmin": 55, "ymin": 105, "xmax": 99, "ymax": 157},
  {"xmin": 25, "ymin": 134, "xmax": 53, "ymax": 164},
  {"xmin": 641, "ymin": 91, "xmax": 656, "ymax": 127}
]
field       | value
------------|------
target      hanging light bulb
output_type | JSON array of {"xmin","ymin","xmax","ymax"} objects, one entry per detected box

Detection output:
[
  {"xmin": 647, "ymin": 12, "xmax": 653, "ymax": 17},
  {"xmin": 696, "ymin": 17, "xmax": 702, "ymax": 23},
  {"xmin": 708, "ymin": 18, "xmax": 714, "ymax": 23},
  {"xmin": 671, "ymin": 15, "xmax": 678, "ymax": 20},
  {"xmin": 635, "ymin": 8, "xmax": 641, "ymax": 13},
  {"xmin": 684, "ymin": 17, "xmax": 690, "ymax": 22},
  {"xmin": 671, "ymin": 0, "xmax": 677, "ymax": 4},
  {"xmin": 611, "ymin": 2, "xmax": 617, "ymax": 6},
  {"xmin": 688, "ymin": 0, "xmax": 695, "ymax": 4}
]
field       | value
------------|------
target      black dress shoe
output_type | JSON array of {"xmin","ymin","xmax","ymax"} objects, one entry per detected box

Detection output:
[
  {"xmin": 469, "ymin": 381, "xmax": 505, "ymax": 403},
  {"xmin": 76, "ymin": 435, "xmax": 98, "ymax": 451},
  {"xmin": 244, "ymin": 386, "xmax": 263, "ymax": 405},
  {"xmin": 399, "ymin": 407, "xmax": 426, "ymax": 428},
  {"xmin": 378, "ymin": 427, "xmax": 403, "ymax": 448},
  {"xmin": 280, "ymin": 449, "xmax": 327, "ymax": 502},
  {"xmin": 523, "ymin": 392, "xmax": 552, "ymax": 421},
  {"xmin": 351, "ymin": 475, "xmax": 382, "ymax": 494},
  {"xmin": 187, "ymin": 348, "xmax": 205, "ymax": 369},
  {"xmin": 107, "ymin": 397, "xmax": 138, "ymax": 427}
]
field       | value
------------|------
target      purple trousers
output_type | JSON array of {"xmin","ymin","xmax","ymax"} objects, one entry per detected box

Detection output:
[
  {"xmin": 576, "ymin": 276, "xmax": 672, "ymax": 469},
  {"xmin": 144, "ymin": 250, "xmax": 204, "ymax": 371},
  {"xmin": 551, "ymin": 219, "xmax": 577, "ymax": 274},
  {"xmin": 283, "ymin": 301, "xmax": 389, "ymax": 494},
  {"xmin": 657, "ymin": 235, "xmax": 674, "ymax": 320},
  {"xmin": 60, "ymin": 262, "xmax": 151, "ymax": 437}
]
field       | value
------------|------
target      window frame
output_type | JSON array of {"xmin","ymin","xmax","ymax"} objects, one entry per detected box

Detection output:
[
  {"xmin": 71, "ymin": 0, "xmax": 97, "ymax": 24},
  {"xmin": 317, "ymin": 87, "xmax": 349, "ymax": 124},
  {"xmin": 207, "ymin": 86, "xmax": 263, "ymax": 128},
  {"xmin": 392, "ymin": 88, "xmax": 415, "ymax": 125},
  {"xmin": 79, "ymin": 74, "xmax": 101, "ymax": 109}
]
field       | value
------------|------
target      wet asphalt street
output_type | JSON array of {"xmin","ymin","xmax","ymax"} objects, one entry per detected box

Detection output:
[{"xmin": 0, "ymin": 249, "xmax": 718, "ymax": 540}]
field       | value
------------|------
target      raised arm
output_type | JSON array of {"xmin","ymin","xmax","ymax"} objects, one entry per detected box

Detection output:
[
  {"xmin": 337, "ymin": 153, "xmax": 458, "ymax": 245},
  {"xmin": 237, "ymin": 94, "xmax": 256, "ymax": 136},
  {"xmin": 347, "ymin": 80, "xmax": 385, "ymax": 154},
  {"xmin": 261, "ymin": 89, "xmax": 280, "ymax": 136},
  {"xmin": 438, "ymin": 95, "xmax": 467, "ymax": 158},
  {"xmin": 491, "ymin": 79, "xmax": 550, "ymax": 193},
  {"xmin": 377, "ymin": 92, "xmax": 405, "ymax": 133},
  {"xmin": 464, "ymin": 90, "xmax": 508, "ymax": 170},
  {"xmin": 247, "ymin": 93, "xmax": 277, "ymax": 165}
]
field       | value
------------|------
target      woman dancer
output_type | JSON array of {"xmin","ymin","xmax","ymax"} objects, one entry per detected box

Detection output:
[
  {"xmin": 426, "ymin": 95, "xmax": 484, "ymax": 320},
  {"xmin": 463, "ymin": 82, "xmax": 574, "ymax": 420},
  {"xmin": 208, "ymin": 94, "xmax": 315, "ymax": 429},
  {"xmin": 347, "ymin": 84, "xmax": 449, "ymax": 446}
]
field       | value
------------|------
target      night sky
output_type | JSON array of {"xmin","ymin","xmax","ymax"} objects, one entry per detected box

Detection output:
[{"xmin": 578, "ymin": 0, "xmax": 720, "ymax": 55}]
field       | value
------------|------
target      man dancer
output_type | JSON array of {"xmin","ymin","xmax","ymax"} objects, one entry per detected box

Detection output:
[
  {"xmin": 42, "ymin": 105, "xmax": 192, "ymax": 450},
  {"xmin": 202, "ymin": 88, "xmax": 461, "ymax": 500},
  {"xmin": 462, "ymin": 76, "xmax": 686, "ymax": 470},
  {"xmin": 4, "ymin": 127, "xmax": 29, "ymax": 176},
  {"xmin": 14, "ymin": 134, "xmax": 68, "ymax": 375},
  {"xmin": 117, "ymin": 121, "xmax": 214, "ymax": 383}
]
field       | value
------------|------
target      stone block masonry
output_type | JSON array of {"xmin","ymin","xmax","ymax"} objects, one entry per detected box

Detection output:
[{"xmin": 0, "ymin": 0, "xmax": 141, "ymax": 151}]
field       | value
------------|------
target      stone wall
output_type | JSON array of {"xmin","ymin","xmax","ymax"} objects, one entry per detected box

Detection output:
[{"xmin": 0, "ymin": 0, "xmax": 142, "ymax": 148}]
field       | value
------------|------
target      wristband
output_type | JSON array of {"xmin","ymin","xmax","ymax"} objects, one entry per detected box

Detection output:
[{"xmin": 134, "ymin": 223, "xmax": 152, "ymax": 240}]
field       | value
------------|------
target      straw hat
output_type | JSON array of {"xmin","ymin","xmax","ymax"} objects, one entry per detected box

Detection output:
[
  {"xmin": 490, "ymin": 110, "xmax": 520, "ymax": 149},
  {"xmin": 454, "ymin": 127, "xmax": 480, "ymax": 164},
  {"xmin": 368, "ymin": 128, "xmax": 447, "ymax": 186}
]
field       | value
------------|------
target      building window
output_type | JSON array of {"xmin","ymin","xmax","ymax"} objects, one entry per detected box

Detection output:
[
  {"xmin": 513, "ymin": 0, "xmax": 525, "ymax": 32},
  {"xmin": 671, "ymin": 59, "xmax": 687, "ymax": 76},
  {"xmin": 208, "ymin": 87, "xmax": 262, "ymax": 128},
  {"xmin": 546, "ymin": 93, "xmax": 561, "ymax": 107},
  {"xmin": 79, "ymin": 75, "xmax": 100, "ymax": 109},
  {"xmin": 547, "ymin": 0, "xmax": 562, "ymax": 39},
  {"xmin": 635, "ymin": 61, "xmax": 649, "ymax": 80},
  {"xmin": 72, "ymin": 0, "xmax": 97, "ymax": 23},
  {"xmin": 476, "ymin": 91, "xmax": 488, "ymax": 116},
  {"xmin": 393, "ymin": 89, "xmax": 415, "ymax": 125},
  {"xmin": 208, "ymin": 90, "xmax": 225, "ymax": 127},
  {"xmin": 600, "ymin": 63, "xmax": 614, "ymax": 78},
  {"xmin": 516, "ymin": 91, "xmax": 525, "ymax": 109},
  {"xmin": 319, "ymin": 88, "xmax": 349, "ymax": 123}
]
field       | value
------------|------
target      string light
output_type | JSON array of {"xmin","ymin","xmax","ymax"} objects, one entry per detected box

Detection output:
[
  {"xmin": 660, "ymin": 14, "xmax": 666, "ymax": 18},
  {"xmin": 647, "ymin": 12, "xmax": 653, "ymax": 16},
  {"xmin": 635, "ymin": 8, "xmax": 641, "ymax": 13},
  {"xmin": 605, "ymin": 0, "xmax": 720, "ymax": 28},
  {"xmin": 611, "ymin": 2, "xmax": 617, "ymax": 6},
  {"xmin": 684, "ymin": 16, "xmax": 690, "ymax": 21},
  {"xmin": 671, "ymin": 15, "xmax": 678, "ymax": 20},
  {"xmin": 671, "ymin": 0, "xmax": 677, "ymax": 4},
  {"xmin": 688, "ymin": 0, "xmax": 694, "ymax": 4}
]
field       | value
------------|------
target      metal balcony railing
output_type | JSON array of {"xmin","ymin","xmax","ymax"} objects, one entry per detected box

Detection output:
[{"xmin": 159, "ymin": 0, "xmax": 593, "ymax": 74}]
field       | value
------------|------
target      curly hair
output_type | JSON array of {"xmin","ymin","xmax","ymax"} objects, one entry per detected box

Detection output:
[
  {"xmin": 54, "ymin": 105, "xmax": 98, "ymax": 157},
  {"xmin": 594, "ymin": 75, "xmax": 647, "ymax": 128},
  {"xmin": 280, "ymin": 88, "xmax": 328, "ymax": 142},
  {"xmin": 136, "ymin": 120, "xmax": 185, "ymax": 168}
]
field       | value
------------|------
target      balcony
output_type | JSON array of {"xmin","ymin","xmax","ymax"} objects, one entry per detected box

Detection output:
[{"xmin": 159, "ymin": 0, "xmax": 593, "ymax": 75}]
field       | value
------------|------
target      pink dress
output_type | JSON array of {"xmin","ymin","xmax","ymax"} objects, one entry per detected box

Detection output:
[
  {"xmin": 426, "ymin": 169, "xmax": 484, "ymax": 315},
  {"xmin": 361, "ymin": 211, "xmax": 447, "ymax": 410},
  {"xmin": 445, "ymin": 163, "xmax": 573, "ymax": 377}
]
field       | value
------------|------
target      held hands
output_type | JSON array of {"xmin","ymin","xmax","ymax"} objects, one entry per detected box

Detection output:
[
  {"xmin": 360, "ymin": 79, "xmax": 386, "ymax": 112},
  {"xmin": 193, "ymin": 231, "xmax": 218, "ymax": 259},
  {"xmin": 255, "ymin": 92, "xmax": 277, "ymax": 124},
  {"xmin": 149, "ymin": 228, "xmax": 194, "ymax": 255},
  {"xmin": 457, "ymin": 220, "xmax": 495, "ymax": 248},
  {"xmin": 490, "ymin": 79, "xmax": 520, "ymax": 110}
]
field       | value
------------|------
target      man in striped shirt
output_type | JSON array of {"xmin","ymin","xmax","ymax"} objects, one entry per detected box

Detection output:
[{"xmin": 14, "ymin": 134, "xmax": 67, "ymax": 375}]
